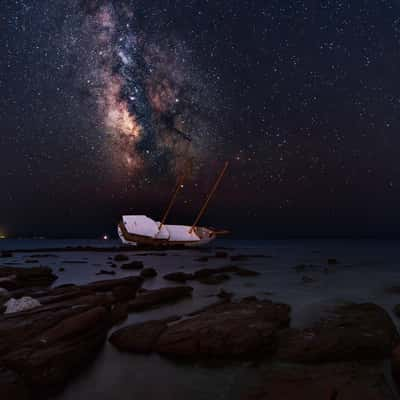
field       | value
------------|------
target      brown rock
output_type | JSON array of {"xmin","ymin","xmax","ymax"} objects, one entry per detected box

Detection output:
[
  {"xmin": 0, "ymin": 267, "xmax": 57, "ymax": 290},
  {"xmin": 140, "ymin": 268, "xmax": 157, "ymax": 278},
  {"xmin": 121, "ymin": 261, "xmax": 144, "ymax": 270},
  {"xmin": 110, "ymin": 303, "xmax": 128, "ymax": 325},
  {"xmin": 0, "ymin": 367, "xmax": 29, "ymax": 400},
  {"xmin": 82, "ymin": 276, "xmax": 142, "ymax": 293},
  {"xmin": 156, "ymin": 298, "xmax": 290, "ymax": 358},
  {"xmin": 3, "ymin": 306, "xmax": 111, "ymax": 397},
  {"xmin": 112, "ymin": 285, "xmax": 137, "ymax": 302},
  {"xmin": 96, "ymin": 269, "xmax": 116, "ymax": 276},
  {"xmin": 198, "ymin": 274, "xmax": 230, "ymax": 285},
  {"xmin": 163, "ymin": 272, "xmax": 194, "ymax": 283},
  {"xmin": 277, "ymin": 303, "xmax": 398, "ymax": 363},
  {"xmin": 109, "ymin": 316, "xmax": 180, "ymax": 353},
  {"xmin": 242, "ymin": 362, "xmax": 393, "ymax": 400},
  {"xmin": 128, "ymin": 286, "xmax": 193, "ymax": 312},
  {"xmin": 114, "ymin": 254, "xmax": 129, "ymax": 262}
]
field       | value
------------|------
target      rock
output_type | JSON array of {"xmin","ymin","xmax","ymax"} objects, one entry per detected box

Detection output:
[
  {"xmin": 0, "ymin": 251, "xmax": 13, "ymax": 258},
  {"xmin": 110, "ymin": 263, "xmax": 117, "ymax": 268},
  {"xmin": 394, "ymin": 304, "xmax": 400, "ymax": 317},
  {"xmin": 0, "ymin": 367, "xmax": 29, "ymax": 400},
  {"xmin": 140, "ymin": 268, "xmax": 157, "ymax": 278},
  {"xmin": 110, "ymin": 303, "xmax": 128, "ymax": 325},
  {"xmin": 156, "ymin": 298, "xmax": 290, "ymax": 358},
  {"xmin": 112, "ymin": 285, "xmax": 137, "ymax": 302},
  {"xmin": 392, "ymin": 345, "xmax": 400, "ymax": 391},
  {"xmin": 4, "ymin": 297, "xmax": 41, "ymax": 314},
  {"xmin": 82, "ymin": 276, "xmax": 142, "ymax": 293},
  {"xmin": 128, "ymin": 286, "xmax": 193, "ymax": 312},
  {"xmin": 121, "ymin": 261, "xmax": 144, "ymax": 270},
  {"xmin": 195, "ymin": 256, "xmax": 209, "ymax": 262},
  {"xmin": 0, "ymin": 267, "xmax": 57, "ymax": 290},
  {"xmin": 163, "ymin": 272, "xmax": 194, "ymax": 283},
  {"xmin": 328, "ymin": 258, "xmax": 338, "ymax": 265},
  {"xmin": 242, "ymin": 362, "xmax": 393, "ymax": 400},
  {"xmin": 109, "ymin": 316, "xmax": 180, "ymax": 353},
  {"xmin": 3, "ymin": 306, "xmax": 111, "ymax": 396},
  {"xmin": 96, "ymin": 269, "xmax": 116, "ymax": 276},
  {"xmin": 114, "ymin": 254, "xmax": 129, "ymax": 262},
  {"xmin": 277, "ymin": 303, "xmax": 398, "ymax": 363},
  {"xmin": 59, "ymin": 267, "xmax": 65, "ymax": 272},
  {"xmin": 0, "ymin": 287, "xmax": 10, "ymax": 299},
  {"xmin": 215, "ymin": 251, "xmax": 228, "ymax": 258},
  {"xmin": 217, "ymin": 289, "xmax": 233, "ymax": 300},
  {"xmin": 198, "ymin": 274, "xmax": 230, "ymax": 285}
]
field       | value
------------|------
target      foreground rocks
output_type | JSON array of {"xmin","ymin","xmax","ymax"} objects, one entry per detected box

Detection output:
[
  {"xmin": 243, "ymin": 362, "xmax": 393, "ymax": 400},
  {"xmin": 277, "ymin": 303, "xmax": 398, "ymax": 363},
  {"xmin": 111, "ymin": 298, "xmax": 291, "ymax": 359},
  {"xmin": 0, "ymin": 272, "xmax": 197, "ymax": 398},
  {"xmin": 0, "ymin": 267, "xmax": 57, "ymax": 291}
]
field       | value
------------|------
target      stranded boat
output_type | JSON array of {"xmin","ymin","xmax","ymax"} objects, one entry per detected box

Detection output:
[{"xmin": 117, "ymin": 162, "xmax": 229, "ymax": 247}]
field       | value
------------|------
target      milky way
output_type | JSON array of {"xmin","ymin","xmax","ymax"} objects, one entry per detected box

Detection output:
[{"xmin": 67, "ymin": 0, "xmax": 219, "ymax": 181}]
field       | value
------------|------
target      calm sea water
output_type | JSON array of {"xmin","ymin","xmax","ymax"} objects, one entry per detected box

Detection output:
[{"xmin": 2, "ymin": 238, "xmax": 400, "ymax": 399}]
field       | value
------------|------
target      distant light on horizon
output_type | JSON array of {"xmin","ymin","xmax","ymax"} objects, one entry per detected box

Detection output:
[{"xmin": 103, "ymin": 234, "xmax": 109, "ymax": 240}]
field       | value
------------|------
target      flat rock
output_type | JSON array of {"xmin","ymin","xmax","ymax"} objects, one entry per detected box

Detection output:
[
  {"xmin": 121, "ymin": 261, "xmax": 144, "ymax": 270},
  {"xmin": 140, "ymin": 268, "xmax": 157, "ymax": 278},
  {"xmin": 114, "ymin": 254, "xmax": 129, "ymax": 262},
  {"xmin": 0, "ymin": 267, "xmax": 57, "ymax": 290},
  {"xmin": 82, "ymin": 276, "xmax": 142, "ymax": 293},
  {"xmin": 128, "ymin": 286, "xmax": 193, "ymax": 312},
  {"xmin": 163, "ymin": 272, "xmax": 194, "ymax": 283},
  {"xmin": 156, "ymin": 298, "xmax": 290, "ymax": 359},
  {"xmin": 0, "ymin": 367, "xmax": 29, "ymax": 400},
  {"xmin": 112, "ymin": 285, "xmax": 137, "ymax": 302},
  {"xmin": 198, "ymin": 273, "xmax": 230, "ymax": 285},
  {"xmin": 109, "ymin": 316, "xmax": 180, "ymax": 353},
  {"xmin": 277, "ymin": 303, "xmax": 398, "ymax": 363},
  {"xmin": 242, "ymin": 362, "xmax": 394, "ymax": 400},
  {"xmin": 3, "ymin": 306, "xmax": 111, "ymax": 397}
]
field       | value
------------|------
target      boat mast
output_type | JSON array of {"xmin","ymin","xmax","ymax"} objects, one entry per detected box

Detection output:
[
  {"xmin": 158, "ymin": 173, "xmax": 186, "ymax": 231},
  {"xmin": 189, "ymin": 161, "xmax": 229, "ymax": 234}
]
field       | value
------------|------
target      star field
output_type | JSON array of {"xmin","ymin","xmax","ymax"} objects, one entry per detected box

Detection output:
[{"xmin": 1, "ymin": 0, "xmax": 400, "ymax": 237}]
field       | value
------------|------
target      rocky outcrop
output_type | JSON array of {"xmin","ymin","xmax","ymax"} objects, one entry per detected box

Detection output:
[
  {"xmin": 163, "ymin": 272, "xmax": 194, "ymax": 283},
  {"xmin": 277, "ymin": 303, "xmax": 398, "ymax": 363},
  {"xmin": 109, "ymin": 316, "xmax": 180, "ymax": 353},
  {"xmin": 155, "ymin": 298, "xmax": 290, "ymax": 359},
  {"xmin": 0, "ymin": 367, "xmax": 29, "ymax": 400},
  {"xmin": 0, "ymin": 275, "xmax": 146, "ymax": 398},
  {"xmin": 114, "ymin": 254, "xmax": 129, "ymax": 262},
  {"xmin": 0, "ymin": 267, "xmax": 57, "ymax": 291},
  {"xmin": 2, "ymin": 306, "xmax": 111, "ymax": 397},
  {"xmin": 120, "ymin": 261, "xmax": 144, "ymax": 270},
  {"xmin": 242, "ymin": 362, "xmax": 393, "ymax": 400},
  {"xmin": 140, "ymin": 268, "xmax": 157, "ymax": 278}
]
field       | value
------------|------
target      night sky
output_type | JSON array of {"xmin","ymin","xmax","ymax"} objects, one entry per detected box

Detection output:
[{"xmin": 1, "ymin": 0, "xmax": 400, "ymax": 238}]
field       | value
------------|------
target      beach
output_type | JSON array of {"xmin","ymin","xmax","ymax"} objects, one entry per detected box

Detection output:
[{"xmin": 1, "ymin": 238, "xmax": 400, "ymax": 399}]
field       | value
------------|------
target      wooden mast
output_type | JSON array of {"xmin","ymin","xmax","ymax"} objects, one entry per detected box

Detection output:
[
  {"xmin": 158, "ymin": 174, "xmax": 186, "ymax": 231},
  {"xmin": 189, "ymin": 161, "xmax": 229, "ymax": 234}
]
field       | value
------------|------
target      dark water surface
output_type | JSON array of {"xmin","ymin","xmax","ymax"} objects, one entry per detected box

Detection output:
[{"xmin": 2, "ymin": 238, "xmax": 400, "ymax": 399}]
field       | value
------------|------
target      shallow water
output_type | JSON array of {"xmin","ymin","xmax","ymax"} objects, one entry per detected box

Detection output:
[{"xmin": 2, "ymin": 238, "xmax": 400, "ymax": 399}]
